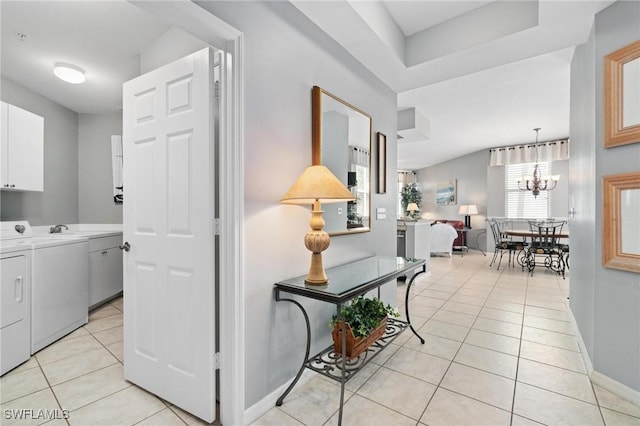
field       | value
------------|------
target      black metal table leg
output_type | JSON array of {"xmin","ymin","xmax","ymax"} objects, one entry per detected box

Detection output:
[
  {"xmin": 404, "ymin": 265, "xmax": 427, "ymax": 344},
  {"xmin": 338, "ymin": 302, "xmax": 345, "ymax": 425},
  {"xmin": 275, "ymin": 291, "xmax": 311, "ymax": 406}
]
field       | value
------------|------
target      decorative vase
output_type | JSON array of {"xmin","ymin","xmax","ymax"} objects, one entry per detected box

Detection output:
[{"xmin": 331, "ymin": 317, "xmax": 388, "ymax": 359}]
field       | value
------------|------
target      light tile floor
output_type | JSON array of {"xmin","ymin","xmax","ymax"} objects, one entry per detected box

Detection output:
[
  {"xmin": 2, "ymin": 253, "xmax": 639, "ymax": 425},
  {"xmin": 0, "ymin": 296, "xmax": 215, "ymax": 426},
  {"xmin": 252, "ymin": 252, "xmax": 640, "ymax": 426}
]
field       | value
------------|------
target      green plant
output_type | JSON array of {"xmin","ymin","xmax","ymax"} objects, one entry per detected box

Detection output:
[
  {"xmin": 400, "ymin": 183, "xmax": 423, "ymax": 219},
  {"xmin": 329, "ymin": 296, "xmax": 399, "ymax": 338}
]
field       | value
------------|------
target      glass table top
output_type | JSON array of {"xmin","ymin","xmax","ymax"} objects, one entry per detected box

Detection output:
[{"xmin": 275, "ymin": 256, "xmax": 426, "ymax": 303}]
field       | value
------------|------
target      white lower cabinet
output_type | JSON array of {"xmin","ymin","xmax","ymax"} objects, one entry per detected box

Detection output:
[
  {"xmin": 1, "ymin": 253, "xmax": 31, "ymax": 375},
  {"xmin": 88, "ymin": 235, "xmax": 123, "ymax": 308}
]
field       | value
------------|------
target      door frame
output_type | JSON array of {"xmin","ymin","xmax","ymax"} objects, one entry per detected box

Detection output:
[{"xmin": 128, "ymin": 2, "xmax": 245, "ymax": 425}]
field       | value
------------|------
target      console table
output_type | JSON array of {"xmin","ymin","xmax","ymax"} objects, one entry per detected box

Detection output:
[
  {"xmin": 274, "ymin": 256, "xmax": 427, "ymax": 425},
  {"xmin": 453, "ymin": 227, "xmax": 487, "ymax": 256}
]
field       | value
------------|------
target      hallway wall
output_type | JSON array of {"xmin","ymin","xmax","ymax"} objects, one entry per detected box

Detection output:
[
  {"xmin": 198, "ymin": 1, "xmax": 398, "ymax": 409},
  {"xmin": 570, "ymin": 0, "xmax": 640, "ymax": 396}
]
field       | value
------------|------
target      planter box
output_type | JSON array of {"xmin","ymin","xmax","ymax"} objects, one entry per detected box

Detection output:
[{"xmin": 332, "ymin": 317, "xmax": 387, "ymax": 359}]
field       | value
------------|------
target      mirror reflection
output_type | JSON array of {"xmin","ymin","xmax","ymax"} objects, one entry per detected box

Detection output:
[
  {"xmin": 312, "ymin": 87, "xmax": 371, "ymax": 235},
  {"xmin": 621, "ymin": 188, "xmax": 640, "ymax": 255}
]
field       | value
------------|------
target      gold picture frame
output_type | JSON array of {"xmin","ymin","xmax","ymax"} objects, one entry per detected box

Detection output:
[
  {"xmin": 604, "ymin": 39, "xmax": 640, "ymax": 148},
  {"xmin": 602, "ymin": 171, "xmax": 640, "ymax": 273}
]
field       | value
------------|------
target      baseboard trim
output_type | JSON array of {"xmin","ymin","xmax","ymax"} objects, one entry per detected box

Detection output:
[
  {"xmin": 591, "ymin": 371, "xmax": 640, "ymax": 407},
  {"xmin": 566, "ymin": 302, "xmax": 594, "ymax": 375},
  {"xmin": 567, "ymin": 301, "xmax": 640, "ymax": 407},
  {"xmin": 244, "ymin": 369, "xmax": 316, "ymax": 425}
]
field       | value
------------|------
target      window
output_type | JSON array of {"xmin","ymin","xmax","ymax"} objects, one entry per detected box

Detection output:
[
  {"xmin": 355, "ymin": 164, "xmax": 369, "ymax": 218},
  {"xmin": 506, "ymin": 162, "xmax": 550, "ymax": 219}
]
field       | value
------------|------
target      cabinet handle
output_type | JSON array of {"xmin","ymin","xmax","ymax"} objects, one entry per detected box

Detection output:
[{"xmin": 15, "ymin": 276, "xmax": 23, "ymax": 302}]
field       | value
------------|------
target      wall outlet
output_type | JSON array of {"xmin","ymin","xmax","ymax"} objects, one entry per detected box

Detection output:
[
  {"xmin": 376, "ymin": 208, "xmax": 387, "ymax": 220},
  {"xmin": 337, "ymin": 207, "xmax": 343, "ymax": 215}
]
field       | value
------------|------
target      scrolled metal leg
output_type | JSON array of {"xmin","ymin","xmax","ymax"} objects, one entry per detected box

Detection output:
[
  {"xmin": 275, "ymin": 293, "xmax": 311, "ymax": 407},
  {"xmin": 405, "ymin": 265, "xmax": 427, "ymax": 344}
]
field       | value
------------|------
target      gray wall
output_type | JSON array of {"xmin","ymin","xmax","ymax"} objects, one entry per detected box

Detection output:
[
  {"xmin": 570, "ymin": 0, "xmax": 640, "ymax": 393},
  {"xmin": 569, "ymin": 27, "xmax": 597, "ymax": 367},
  {"xmin": 78, "ymin": 113, "xmax": 123, "ymax": 223},
  {"xmin": 198, "ymin": 1, "xmax": 398, "ymax": 409},
  {"xmin": 415, "ymin": 150, "xmax": 489, "ymax": 250},
  {"xmin": 417, "ymin": 148, "xmax": 569, "ymax": 253},
  {"xmin": 1, "ymin": 77, "xmax": 79, "ymax": 225}
]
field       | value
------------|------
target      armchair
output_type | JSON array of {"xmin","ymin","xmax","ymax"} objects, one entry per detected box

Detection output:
[{"xmin": 430, "ymin": 223, "xmax": 459, "ymax": 257}]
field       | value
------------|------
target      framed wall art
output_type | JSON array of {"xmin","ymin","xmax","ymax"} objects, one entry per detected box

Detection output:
[
  {"xmin": 436, "ymin": 179, "xmax": 457, "ymax": 206},
  {"xmin": 604, "ymin": 39, "xmax": 640, "ymax": 148},
  {"xmin": 602, "ymin": 171, "xmax": 640, "ymax": 273},
  {"xmin": 376, "ymin": 132, "xmax": 386, "ymax": 194}
]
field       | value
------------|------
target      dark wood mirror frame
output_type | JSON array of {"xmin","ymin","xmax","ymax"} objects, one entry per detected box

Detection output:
[
  {"xmin": 312, "ymin": 86, "xmax": 372, "ymax": 236},
  {"xmin": 604, "ymin": 39, "xmax": 640, "ymax": 148},
  {"xmin": 602, "ymin": 171, "xmax": 640, "ymax": 273}
]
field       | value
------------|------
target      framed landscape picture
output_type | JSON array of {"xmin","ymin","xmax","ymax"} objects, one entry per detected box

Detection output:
[{"xmin": 436, "ymin": 179, "xmax": 457, "ymax": 206}]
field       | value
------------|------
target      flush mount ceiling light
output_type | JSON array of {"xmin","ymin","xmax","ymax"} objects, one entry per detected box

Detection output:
[{"xmin": 53, "ymin": 63, "xmax": 86, "ymax": 84}]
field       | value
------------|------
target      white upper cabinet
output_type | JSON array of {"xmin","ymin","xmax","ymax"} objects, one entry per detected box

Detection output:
[{"xmin": 1, "ymin": 101, "xmax": 44, "ymax": 191}]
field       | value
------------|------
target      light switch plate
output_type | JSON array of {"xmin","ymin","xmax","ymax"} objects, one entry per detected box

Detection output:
[{"xmin": 376, "ymin": 208, "xmax": 387, "ymax": 220}]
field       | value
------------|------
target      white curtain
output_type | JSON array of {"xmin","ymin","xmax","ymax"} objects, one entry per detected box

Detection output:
[
  {"xmin": 398, "ymin": 171, "xmax": 414, "ymax": 186},
  {"xmin": 111, "ymin": 135, "xmax": 123, "ymax": 204},
  {"xmin": 349, "ymin": 146, "xmax": 369, "ymax": 169},
  {"xmin": 489, "ymin": 139, "xmax": 569, "ymax": 166}
]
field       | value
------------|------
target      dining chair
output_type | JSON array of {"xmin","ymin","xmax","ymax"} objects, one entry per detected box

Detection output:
[
  {"xmin": 525, "ymin": 220, "xmax": 567, "ymax": 278},
  {"xmin": 487, "ymin": 218, "xmax": 527, "ymax": 270}
]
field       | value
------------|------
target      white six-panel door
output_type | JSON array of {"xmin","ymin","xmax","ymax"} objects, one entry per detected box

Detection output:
[{"xmin": 122, "ymin": 47, "xmax": 216, "ymax": 423}]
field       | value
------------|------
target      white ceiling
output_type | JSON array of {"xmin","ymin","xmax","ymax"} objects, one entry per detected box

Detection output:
[
  {"xmin": 1, "ymin": 1, "xmax": 615, "ymax": 170},
  {"xmin": 1, "ymin": 0, "xmax": 170, "ymax": 114},
  {"xmin": 292, "ymin": 0, "xmax": 615, "ymax": 169}
]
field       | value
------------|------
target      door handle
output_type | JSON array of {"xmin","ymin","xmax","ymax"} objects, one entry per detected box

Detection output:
[{"xmin": 119, "ymin": 242, "xmax": 131, "ymax": 252}]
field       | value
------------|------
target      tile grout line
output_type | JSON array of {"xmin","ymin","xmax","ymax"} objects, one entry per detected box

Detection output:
[{"xmin": 416, "ymin": 261, "xmax": 504, "ymax": 424}]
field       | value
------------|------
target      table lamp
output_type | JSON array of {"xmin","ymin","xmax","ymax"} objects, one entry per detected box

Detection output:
[
  {"xmin": 459, "ymin": 204, "xmax": 478, "ymax": 228},
  {"xmin": 407, "ymin": 202, "xmax": 419, "ymax": 219},
  {"xmin": 281, "ymin": 165, "xmax": 356, "ymax": 285}
]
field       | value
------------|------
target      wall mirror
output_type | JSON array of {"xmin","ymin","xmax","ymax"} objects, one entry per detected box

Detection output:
[
  {"xmin": 312, "ymin": 86, "xmax": 372, "ymax": 236},
  {"xmin": 603, "ymin": 171, "xmax": 640, "ymax": 273},
  {"xmin": 604, "ymin": 39, "xmax": 640, "ymax": 148}
]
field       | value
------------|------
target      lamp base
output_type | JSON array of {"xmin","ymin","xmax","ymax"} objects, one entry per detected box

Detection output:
[
  {"xmin": 464, "ymin": 215, "xmax": 472, "ymax": 228},
  {"xmin": 304, "ymin": 204, "xmax": 330, "ymax": 285}
]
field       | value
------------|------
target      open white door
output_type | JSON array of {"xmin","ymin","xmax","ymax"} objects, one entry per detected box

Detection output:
[{"xmin": 122, "ymin": 47, "xmax": 216, "ymax": 423}]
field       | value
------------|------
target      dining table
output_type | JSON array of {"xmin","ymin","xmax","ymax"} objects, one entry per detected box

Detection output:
[
  {"xmin": 502, "ymin": 230, "xmax": 570, "ymax": 240},
  {"xmin": 502, "ymin": 229, "xmax": 570, "ymax": 278}
]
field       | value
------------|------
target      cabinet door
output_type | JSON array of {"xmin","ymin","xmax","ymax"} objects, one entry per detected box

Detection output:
[
  {"xmin": 1, "ymin": 255, "xmax": 28, "ymax": 328},
  {"xmin": 1, "ymin": 102, "xmax": 9, "ymax": 187},
  {"xmin": 4, "ymin": 104, "xmax": 44, "ymax": 191},
  {"xmin": 104, "ymin": 246, "xmax": 123, "ymax": 300},
  {"xmin": 89, "ymin": 246, "xmax": 123, "ymax": 307},
  {"xmin": 89, "ymin": 250, "xmax": 105, "ymax": 307}
]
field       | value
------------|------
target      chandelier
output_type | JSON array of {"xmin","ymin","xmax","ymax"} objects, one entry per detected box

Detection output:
[{"xmin": 517, "ymin": 128, "xmax": 560, "ymax": 198}]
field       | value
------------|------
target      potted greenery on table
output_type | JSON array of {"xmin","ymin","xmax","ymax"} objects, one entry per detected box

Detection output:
[
  {"xmin": 400, "ymin": 182, "xmax": 423, "ymax": 220},
  {"xmin": 329, "ymin": 296, "xmax": 399, "ymax": 359}
]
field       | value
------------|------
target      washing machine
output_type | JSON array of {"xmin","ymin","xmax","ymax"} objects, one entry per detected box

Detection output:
[{"xmin": 1, "ymin": 221, "xmax": 33, "ymax": 375}]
